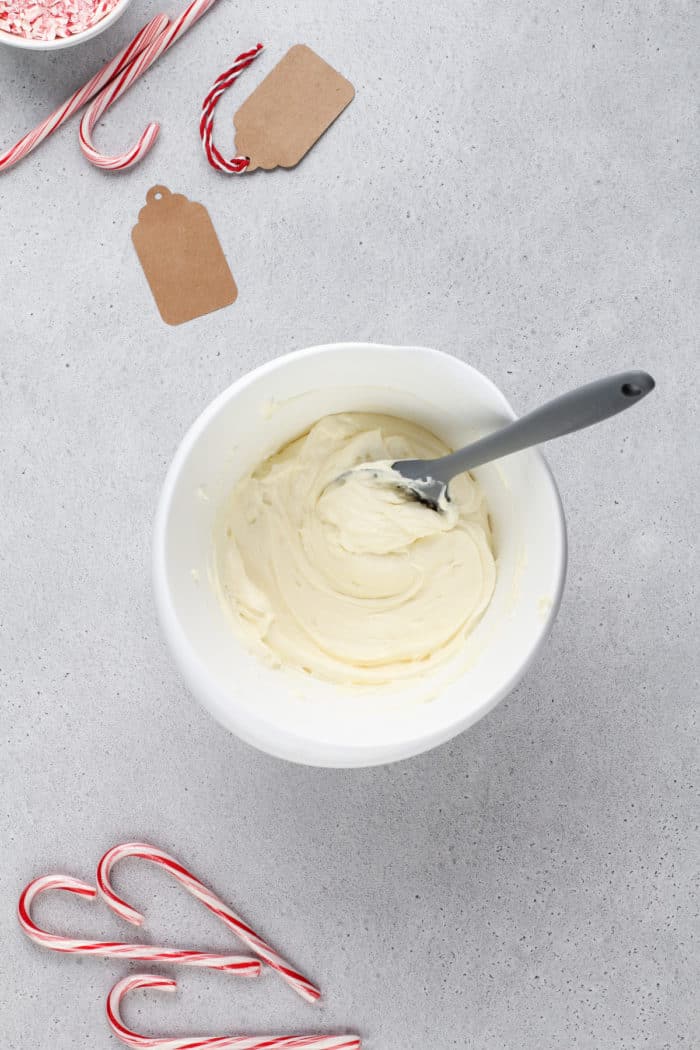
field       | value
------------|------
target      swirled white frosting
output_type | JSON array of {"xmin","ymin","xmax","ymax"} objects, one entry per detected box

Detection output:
[{"xmin": 214, "ymin": 413, "xmax": 496, "ymax": 686}]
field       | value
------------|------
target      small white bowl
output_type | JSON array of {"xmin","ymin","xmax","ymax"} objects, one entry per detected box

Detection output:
[
  {"xmin": 0, "ymin": 0, "xmax": 132, "ymax": 50},
  {"xmin": 154, "ymin": 344, "xmax": 567, "ymax": 768}
]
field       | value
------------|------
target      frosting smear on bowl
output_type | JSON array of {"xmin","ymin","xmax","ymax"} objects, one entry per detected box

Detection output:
[{"xmin": 213, "ymin": 413, "xmax": 496, "ymax": 686}]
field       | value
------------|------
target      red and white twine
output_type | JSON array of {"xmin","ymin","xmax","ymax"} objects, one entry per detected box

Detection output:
[
  {"xmin": 97, "ymin": 842, "xmax": 321, "ymax": 1003},
  {"xmin": 199, "ymin": 44, "xmax": 264, "ymax": 172},
  {"xmin": 107, "ymin": 974, "xmax": 361, "ymax": 1050},
  {"xmin": 18, "ymin": 874, "xmax": 261, "ymax": 976}
]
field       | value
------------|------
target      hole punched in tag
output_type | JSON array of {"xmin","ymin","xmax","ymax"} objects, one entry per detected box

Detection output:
[{"xmin": 131, "ymin": 185, "xmax": 238, "ymax": 326}]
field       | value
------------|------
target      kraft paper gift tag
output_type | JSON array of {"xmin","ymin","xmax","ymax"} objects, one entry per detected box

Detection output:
[
  {"xmin": 132, "ymin": 186, "xmax": 237, "ymax": 326},
  {"xmin": 233, "ymin": 44, "xmax": 355, "ymax": 171}
]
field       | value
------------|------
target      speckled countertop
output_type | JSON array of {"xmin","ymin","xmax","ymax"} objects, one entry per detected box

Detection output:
[{"xmin": 1, "ymin": 1, "xmax": 697, "ymax": 1046}]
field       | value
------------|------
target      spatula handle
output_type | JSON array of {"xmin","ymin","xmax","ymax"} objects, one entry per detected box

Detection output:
[{"xmin": 433, "ymin": 370, "xmax": 655, "ymax": 479}]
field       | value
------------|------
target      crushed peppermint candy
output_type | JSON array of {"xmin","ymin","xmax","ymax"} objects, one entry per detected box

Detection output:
[{"xmin": 0, "ymin": 0, "xmax": 122, "ymax": 40}]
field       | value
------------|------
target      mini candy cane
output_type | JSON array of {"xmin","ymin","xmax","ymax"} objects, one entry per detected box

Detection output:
[
  {"xmin": 79, "ymin": 0, "xmax": 220, "ymax": 171},
  {"xmin": 97, "ymin": 843, "xmax": 321, "ymax": 1003},
  {"xmin": 18, "ymin": 874, "xmax": 261, "ymax": 976},
  {"xmin": 107, "ymin": 974, "xmax": 362, "ymax": 1050},
  {"xmin": 199, "ymin": 44, "xmax": 264, "ymax": 173},
  {"xmin": 0, "ymin": 14, "xmax": 168, "ymax": 173}
]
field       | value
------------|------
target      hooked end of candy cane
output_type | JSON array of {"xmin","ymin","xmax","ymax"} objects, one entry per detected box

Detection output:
[
  {"xmin": 80, "ymin": 121, "xmax": 161, "ymax": 171},
  {"xmin": 17, "ymin": 875, "xmax": 97, "ymax": 936},
  {"xmin": 107, "ymin": 974, "xmax": 178, "ymax": 1036}
]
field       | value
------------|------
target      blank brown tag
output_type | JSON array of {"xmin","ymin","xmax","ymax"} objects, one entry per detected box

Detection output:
[
  {"xmin": 131, "ymin": 186, "xmax": 237, "ymax": 326},
  {"xmin": 233, "ymin": 44, "xmax": 354, "ymax": 171}
]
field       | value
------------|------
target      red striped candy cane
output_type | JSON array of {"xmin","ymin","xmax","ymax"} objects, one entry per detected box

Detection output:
[
  {"xmin": 199, "ymin": 44, "xmax": 264, "ymax": 173},
  {"xmin": 79, "ymin": 0, "xmax": 220, "ymax": 171},
  {"xmin": 107, "ymin": 974, "xmax": 362, "ymax": 1050},
  {"xmin": 18, "ymin": 874, "xmax": 261, "ymax": 976},
  {"xmin": 0, "ymin": 14, "xmax": 168, "ymax": 173},
  {"xmin": 97, "ymin": 843, "xmax": 321, "ymax": 1004}
]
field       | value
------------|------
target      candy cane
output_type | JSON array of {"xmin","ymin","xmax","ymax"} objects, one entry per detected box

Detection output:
[
  {"xmin": 107, "ymin": 974, "xmax": 361, "ymax": 1050},
  {"xmin": 18, "ymin": 874, "xmax": 261, "ymax": 976},
  {"xmin": 199, "ymin": 44, "xmax": 264, "ymax": 173},
  {"xmin": 97, "ymin": 843, "xmax": 321, "ymax": 1004},
  {"xmin": 79, "ymin": 0, "xmax": 220, "ymax": 171},
  {"xmin": 0, "ymin": 14, "xmax": 169, "ymax": 173}
]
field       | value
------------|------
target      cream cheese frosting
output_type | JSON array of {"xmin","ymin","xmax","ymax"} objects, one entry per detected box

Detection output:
[{"xmin": 213, "ymin": 412, "xmax": 496, "ymax": 686}]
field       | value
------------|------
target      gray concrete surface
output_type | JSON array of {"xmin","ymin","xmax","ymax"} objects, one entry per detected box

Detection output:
[{"xmin": 1, "ymin": 1, "xmax": 697, "ymax": 1046}]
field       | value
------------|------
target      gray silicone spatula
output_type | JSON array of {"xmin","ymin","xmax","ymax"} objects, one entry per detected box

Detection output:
[{"xmin": 392, "ymin": 370, "xmax": 655, "ymax": 510}]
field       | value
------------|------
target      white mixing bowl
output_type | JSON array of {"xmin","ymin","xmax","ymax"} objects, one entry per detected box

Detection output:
[{"xmin": 153, "ymin": 343, "xmax": 567, "ymax": 767}]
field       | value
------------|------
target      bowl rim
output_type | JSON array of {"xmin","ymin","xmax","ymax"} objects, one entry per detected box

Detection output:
[
  {"xmin": 0, "ymin": 0, "xmax": 132, "ymax": 50},
  {"xmin": 153, "ymin": 342, "xmax": 568, "ymax": 767}
]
